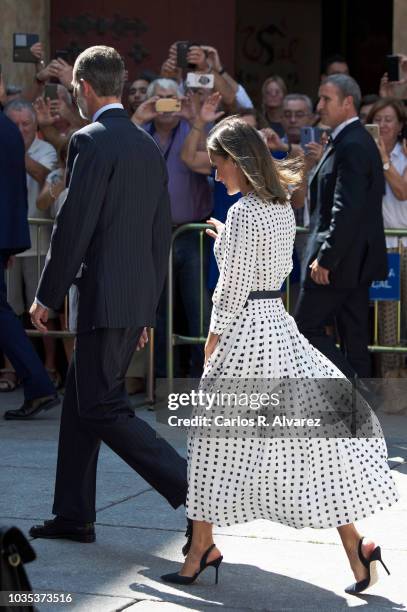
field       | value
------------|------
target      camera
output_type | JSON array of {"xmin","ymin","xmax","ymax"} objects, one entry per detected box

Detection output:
[{"xmin": 185, "ymin": 73, "xmax": 214, "ymax": 89}]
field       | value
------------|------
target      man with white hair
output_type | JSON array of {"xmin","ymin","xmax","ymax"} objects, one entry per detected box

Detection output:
[
  {"xmin": 2, "ymin": 100, "xmax": 59, "ymax": 398},
  {"xmin": 133, "ymin": 79, "xmax": 212, "ymax": 377}
]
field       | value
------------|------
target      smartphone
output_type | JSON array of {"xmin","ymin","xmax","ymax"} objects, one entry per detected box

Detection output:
[
  {"xmin": 155, "ymin": 98, "xmax": 181, "ymax": 113},
  {"xmin": 386, "ymin": 55, "xmax": 399, "ymax": 82},
  {"xmin": 55, "ymin": 49, "xmax": 69, "ymax": 61},
  {"xmin": 300, "ymin": 127, "xmax": 317, "ymax": 150},
  {"xmin": 13, "ymin": 33, "xmax": 39, "ymax": 63},
  {"xmin": 176, "ymin": 41, "xmax": 190, "ymax": 69},
  {"xmin": 365, "ymin": 123, "xmax": 380, "ymax": 144},
  {"xmin": 44, "ymin": 83, "xmax": 59, "ymax": 100}
]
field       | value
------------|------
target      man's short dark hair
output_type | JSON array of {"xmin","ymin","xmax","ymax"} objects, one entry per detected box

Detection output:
[
  {"xmin": 136, "ymin": 70, "xmax": 157, "ymax": 84},
  {"xmin": 323, "ymin": 54, "xmax": 348, "ymax": 74},
  {"xmin": 74, "ymin": 45, "xmax": 124, "ymax": 97},
  {"xmin": 324, "ymin": 74, "xmax": 362, "ymax": 111}
]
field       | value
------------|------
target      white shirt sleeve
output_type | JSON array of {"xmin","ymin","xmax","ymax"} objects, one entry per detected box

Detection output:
[
  {"xmin": 235, "ymin": 84, "xmax": 254, "ymax": 109},
  {"xmin": 210, "ymin": 203, "xmax": 257, "ymax": 334},
  {"xmin": 36, "ymin": 142, "xmax": 58, "ymax": 172}
]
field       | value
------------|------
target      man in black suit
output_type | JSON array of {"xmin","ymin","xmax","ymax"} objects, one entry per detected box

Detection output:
[
  {"xmin": 0, "ymin": 111, "xmax": 57, "ymax": 417},
  {"xmin": 29, "ymin": 46, "xmax": 187, "ymax": 543},
  {"xmin": 295, "ymin": 74, "xmax": 387, "ymax": 380}
]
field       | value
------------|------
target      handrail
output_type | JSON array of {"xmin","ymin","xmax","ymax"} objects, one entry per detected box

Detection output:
[{"xmin": 166, "ymin": 223, "xmax": 407, "ymax": 382}]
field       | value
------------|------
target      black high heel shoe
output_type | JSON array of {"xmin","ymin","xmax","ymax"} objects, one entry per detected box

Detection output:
[
  {"xmin": 161, "ymin": 543, "xmax": 223, "ymax": 585},
  {"xmin": 345, "ymin": 537, "xmax": 390, "ymax": 594}
]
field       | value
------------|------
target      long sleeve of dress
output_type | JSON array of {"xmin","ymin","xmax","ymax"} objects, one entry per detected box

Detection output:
[{"xmin": 210, "ymin": 202, "xmax": 258, "ymax": 334}]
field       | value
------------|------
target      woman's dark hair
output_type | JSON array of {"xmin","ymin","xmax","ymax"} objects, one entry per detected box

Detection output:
[
  {"xmin": 366, "ymin": 97, "xmax": 406, "ymax": 138},
  {"xmin": 207, "ymin": 116, "xmax": 303, "ymax": 204}
]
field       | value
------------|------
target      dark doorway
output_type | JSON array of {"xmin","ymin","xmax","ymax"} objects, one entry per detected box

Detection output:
[{"xmin": 321, "ymin": 0, "xmax": 393, "ymax": 95}]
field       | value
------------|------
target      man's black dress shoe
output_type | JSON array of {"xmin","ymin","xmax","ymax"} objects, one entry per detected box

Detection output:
[
  {"xmin": 29, "ymin": 517, "xmax": 95, "ymax": 543},
  {"xmin": 4, "ymin": 395, "xmax": 59, "ymax": 420}
]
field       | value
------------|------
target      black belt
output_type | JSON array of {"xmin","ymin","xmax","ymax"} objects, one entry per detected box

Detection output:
[
  {"xmin": 245, "ymin": 290, "xmax": 281, "ymax": 307},
  {"xmin": 248, "ymin": 290, "xmax": 281, "ymax": 300}
]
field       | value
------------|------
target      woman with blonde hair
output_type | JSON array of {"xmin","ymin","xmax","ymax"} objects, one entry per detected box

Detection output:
[
  {"xmin": 161, "ymin": 117, "xmax": 398, "ymax": 593},
  {"xmin": 261, "ymin": 75, "xmax": 287, "ymax": 137}
]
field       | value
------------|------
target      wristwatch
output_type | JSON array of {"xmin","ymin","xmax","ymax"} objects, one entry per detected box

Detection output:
[{"xmin": 383, "ymin": 160, "xmax": 391, "ymax": 171}]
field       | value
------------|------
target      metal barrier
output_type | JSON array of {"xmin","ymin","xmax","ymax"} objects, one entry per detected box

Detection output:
[
  {"xmin": 12, "ymin": 218, "xmax": 155, "ymax": 404},
  {"xmin": 166, "ymin": 223, "xmax": 407, "ymax": 380},
  {"xmin": 166, "ymin": 223, "xmax": 209, "ymax": 379},
  {"xmin": 13, "ymin": 219, "xmax": 407, "ymax": 399}
]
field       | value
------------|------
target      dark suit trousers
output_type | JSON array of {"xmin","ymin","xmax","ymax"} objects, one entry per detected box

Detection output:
[
  {"xmin": 295, "ymin": 284, "xmax": 371, "ymax": 379},
  {"xmin": 53, "ymin": 326, "xmax": 187, "ymax": 522},
  {"xmin": 0, "ymin": 256, "xmax": 55, "ymax": 400}
]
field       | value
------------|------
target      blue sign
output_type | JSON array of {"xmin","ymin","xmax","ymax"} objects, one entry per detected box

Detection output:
[{"xmin": 370, "ymin": 252, "xmax": 400, "ymax": 301}]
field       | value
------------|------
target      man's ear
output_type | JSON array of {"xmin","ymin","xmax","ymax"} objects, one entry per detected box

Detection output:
[
  {"xmin": 81, "ymin": 79, "xmax": 93, "ymax": 97},
  {"xmin": 344, "ymin": 95, "xmax": 355, "ymax": 109}
]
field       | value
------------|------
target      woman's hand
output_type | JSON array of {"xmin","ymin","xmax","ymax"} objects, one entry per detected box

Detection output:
[
  {"xmin": 34, "ymin": 97, "xmax": 55, "ymax": 127},
  {"xmin": 304, "ymin": 141, "xmax": 324, "ymax": 170},
  {"xmin": 187, "ymin": 46, "xmax": 209, "ymax": 72},
  {"xmin": 206, "ymin": 217, "xmax": 224, "ymax": 239},
  {"xmin": 260, "ymin": 127, "xmax": 288, "ymax": 152},
  {"xmin": 52, "ymin": 59, "xmax": 74, "ymax": 89},
  {"xmin": 204, "ymin": 332, "xmax": 220, "ymax": 366},
  {"xmin": 30, "ymin": 42, "xmax": 45, "ymax": 62},
  {"xmin": 377, "ymin": 136, "xmax": 390, "ymax": 164},
  {"xmin": 200, "ymin": 91, "xmax": 224, "ymax": 124}
]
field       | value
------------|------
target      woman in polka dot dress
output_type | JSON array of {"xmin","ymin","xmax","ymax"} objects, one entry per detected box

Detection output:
[{"xmin": 161, "ymin": 117, "xmax": 399, "ymax": 592}]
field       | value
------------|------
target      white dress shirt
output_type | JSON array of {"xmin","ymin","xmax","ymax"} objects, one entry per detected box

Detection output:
[
  {"xmin": 382, "ymin": 141, "xmax": 407, "ymax": 247},
  {"xmin": 92, "ymin": 103, "xmax": 124, "ymax": 122},
  {"xmin": 331, "ymin": 116, "xmax": 359, "ymax": 141}
]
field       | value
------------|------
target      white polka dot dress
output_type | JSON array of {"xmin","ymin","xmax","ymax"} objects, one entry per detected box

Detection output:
[{"xmin": 186, "ymin": 194, "xmax": 399, "ymax": 529}]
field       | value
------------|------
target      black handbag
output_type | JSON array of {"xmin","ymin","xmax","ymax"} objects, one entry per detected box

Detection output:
[{"xmin": 0, "ymin": 526, "xmax": 36, "ymax": 612}]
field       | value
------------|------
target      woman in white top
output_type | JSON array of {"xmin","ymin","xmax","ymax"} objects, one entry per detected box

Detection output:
[
  {"xmin": 367, "ymin": 98, "xmax": 407, "ymax": 387},
  {"xmin": 161, "ymin": 117, "xmax": 398, "ymax": 592}
]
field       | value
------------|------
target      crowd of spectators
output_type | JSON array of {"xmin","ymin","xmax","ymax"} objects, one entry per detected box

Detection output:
[{"xmin": 1, "ymin": 41, "xmax": 407, "ymax": 389}]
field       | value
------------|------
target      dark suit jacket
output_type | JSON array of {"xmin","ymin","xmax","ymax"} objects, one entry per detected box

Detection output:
[
  {"xmin": 0, "ymin": 112, "xmax": 31, "ymax": 256},
  {"xmin": 303, "ymin": 119, "xmax": 387, "ymax": 289},
  {"xmin": 37, "ymin": 108, "xmax": 172, "ymax": 332}
]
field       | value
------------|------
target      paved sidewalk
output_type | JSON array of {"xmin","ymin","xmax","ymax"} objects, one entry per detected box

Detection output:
[{"xmin": 0, "ymin": 389, "xmax": 406, "ymax": 612}]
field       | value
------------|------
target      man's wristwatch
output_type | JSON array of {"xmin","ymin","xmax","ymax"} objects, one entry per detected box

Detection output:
[{"xmin": 383, "ymin": 160, "xmax": 391, "ymax": 171}]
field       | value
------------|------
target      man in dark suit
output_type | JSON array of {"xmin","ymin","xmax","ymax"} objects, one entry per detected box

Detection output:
[
  {"xmin": 295, "ymin": 74, "xmax": 387, "ymax": 380},
  {"xmin": 0, "ymin": 111, "xmax": 57, "ymax": 417},
  {"xmin": 29, "ymin": 46, "xmax": 187, "ymax": 543}
]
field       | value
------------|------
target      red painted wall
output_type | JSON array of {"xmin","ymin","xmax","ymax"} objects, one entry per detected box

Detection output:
[{"xmin": 50, "ymin": 0, "xmax": 236, "ymax": 81}]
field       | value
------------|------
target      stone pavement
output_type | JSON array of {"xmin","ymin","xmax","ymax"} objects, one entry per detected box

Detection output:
[{"xmin": 0, "ymin": 389, "xmax": 406, "ymax": 612}]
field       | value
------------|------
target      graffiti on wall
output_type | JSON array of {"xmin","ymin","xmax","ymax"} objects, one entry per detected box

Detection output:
[
  {"xmin": 236, "ymin": 0, "xmax": 321, "ymax": 104},
  {"xmin": 56, "ymin": 13, "xmax": 149, "ymax": 64}
]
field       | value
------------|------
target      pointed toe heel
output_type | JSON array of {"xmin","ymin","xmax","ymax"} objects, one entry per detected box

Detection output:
[
  {"xmin": 345, "ymin": 538, "xmax": 390, "ymax": 594},
  {"xmin": 161, "ymin": 543, "xmax": 223, "ymax": 585}
]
